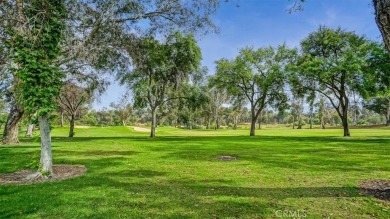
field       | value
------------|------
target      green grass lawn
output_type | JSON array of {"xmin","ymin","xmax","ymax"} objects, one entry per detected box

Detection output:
[{"xmin": 0, "ymin": 126, "xmax": 389, "ymax": 218}]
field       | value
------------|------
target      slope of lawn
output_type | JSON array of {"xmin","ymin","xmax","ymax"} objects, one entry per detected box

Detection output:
[{"xmin": 0, "ymin": 126, "xmax": 389, "ymax": 218}]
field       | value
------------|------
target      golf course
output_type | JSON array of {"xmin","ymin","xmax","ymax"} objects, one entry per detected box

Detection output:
[{"xmin": 1, "ymin": 126, "xmax": 389, "ymax": 218}]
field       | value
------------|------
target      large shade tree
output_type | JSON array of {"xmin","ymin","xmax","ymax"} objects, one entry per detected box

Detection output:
[
  {"xmin": 1, "ymin": 0, "xmax": 220, "ymax": 175},
  {"xmin": 58, "ymin": 82, "xmax": 93, "ymax": 137},
  {"xmin": 0, "ymin": 0, "xmax": 221, "ymax": 144},
  {"xmin": 120, "ymin": 32, "xmax": 201, "ymax": 137},
  {"xmin": 359, "ymin": 42, "xmax": 390, "ymax": 125},
  {"xmin": 292, "ymin": 26, "xmax": 374, "ymax": 136},
  {"xmin": 213, "ymin": 45, "xmax": 292, "ymax": 136},
  {"xmin": 6, "ymin": 0, "xmax": 66, "ymax": 175}
]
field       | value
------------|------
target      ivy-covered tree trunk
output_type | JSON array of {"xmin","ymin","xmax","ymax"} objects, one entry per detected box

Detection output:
[
  {"xmin": 39, "ymin": 115, "xmax": 53, "ymax": 174},
  {"xmin": 69, "ymin": 114, "xmax": 75, "ymax": 137},
  {"xmin": 7, "ymin": 0, "xmax": 66, "ymax": 176},
  {"xmin": 2, "ymin": 104, "xmax": 24, "ymax": 144}
]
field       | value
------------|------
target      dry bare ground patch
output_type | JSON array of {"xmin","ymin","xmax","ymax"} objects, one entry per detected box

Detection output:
[{"xmin": 0, "ymin": 165, "xmax": 86, "ymax": 185}]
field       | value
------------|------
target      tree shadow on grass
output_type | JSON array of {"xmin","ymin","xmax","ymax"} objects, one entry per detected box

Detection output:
[
  {"xmin": 0, "ymin": 170, "xmax": 363, "ymax": 218},
  {"xmin": 55, "ymin": 149, "xmax": 140, "ymax": 157},
  {"xmin": 44, "ymin": 135, "xmax": 390, "ymax": 144}
]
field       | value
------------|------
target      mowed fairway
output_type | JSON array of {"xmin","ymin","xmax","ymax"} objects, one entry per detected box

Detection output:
[{"xmin": 0, "ymin": 127, "xmax": 389, "ymax": 218}]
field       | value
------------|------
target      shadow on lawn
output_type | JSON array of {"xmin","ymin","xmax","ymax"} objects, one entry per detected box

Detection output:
[
  {"xmin": 0, "ymin": 135, "xmax": 388, "ymax": 217},
  {"xmin": 0, "ymin": 170, "xmax": 362, "ymax": 218},
  {"xmin": 49, "ymin": 135, "xmax": 390, "ymax": 143}
]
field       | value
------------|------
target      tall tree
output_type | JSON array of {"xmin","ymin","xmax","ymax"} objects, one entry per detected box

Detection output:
[
  {"xmin": 214, "ymin": 45, "xmax": 291, "ymax": 136},
  {"xmin": 58, "ymin": 82, "xmax": 92, "ymax": 137},
  {"xmin": 317, "ymin": 96, "xmax": 326, "ymax": 129},
  {"xmin": 6, "ymin": 0, "xmax": 66, "ymax": 175},
  {"xmin": 0, "ymin": 1, "xmax": 26, "ymax": 144},
  {"xmin": 364, "ymin": 97, "xmax": 390, "ymax": 125},
  {"xmin": 1, "ymin": 0, "xmax": 222, "ymax": 144},
  {"xmin": 110, "ymin": 94, "xmax": 133, "ymax": 126},
  {"xmin": 292, "ymin": 26, "xmax": 373, "ymax": 136},
  {"xmin": 206, "ymin": 86, "xmax": 229, "ymax": 130},
  {"xmin": 120, "ymin": 32, "xmax": 201, "ymax": 137},
  {"xmin": 359, "ymin": 42, "xmax": 390, "ymax": 125}
]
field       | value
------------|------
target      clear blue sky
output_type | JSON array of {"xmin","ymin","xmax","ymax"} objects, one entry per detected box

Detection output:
[{"xmin": 94, "ymin": 0, "xmax": 381, "ymax": 109}]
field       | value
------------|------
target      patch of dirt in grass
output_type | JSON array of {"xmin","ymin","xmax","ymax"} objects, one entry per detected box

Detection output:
[
  {"xmin": 359, "ymin": 179, "xmax": 390, "ymax": 203},
  {"xmin": 217, "ymin": 155, "xmax": 237, "ymax": 161},
  {"xmin": 0, "ymin": 164, "xmax": 86, "ymax": 185}
]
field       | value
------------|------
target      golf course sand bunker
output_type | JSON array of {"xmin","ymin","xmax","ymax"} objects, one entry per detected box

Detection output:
[
  {"xmin": 0, "ymin": 164, "xmax": 86, "ymax": 185},
  {"xmin": 360, "ymin": 179, "xmax": 390, "ymax": 203},
  {"xmin": 132, "ymin": 126, "xmax": 150, "ymax": 132}
]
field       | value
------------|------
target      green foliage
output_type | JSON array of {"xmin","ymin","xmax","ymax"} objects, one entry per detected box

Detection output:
[
  {"xmin": 121, "ymin": 32, "xmax": 201, "ymax": 110},
  {"xmin": 359, "ymin": 42, "xmax": 390, "ymax": 99},
  {"xmin": 291, "ymin": 26, "xmax": 375, "ymax": 135},
  {"xmin": 294, "ymin": 26, "xmax": 371, "ymax": 94},
  {"xmin": 7, "ymin": 0, "xmax": 66, "ymax": 116},
  {"xmin": 363, "ymin": 97, "xmax": 389, "ymax": 116},
  {"xmin": 25, "ymin": 151, "xmax": 40, "ymax": 170},
  {"xmin": 213, "ymin": 45, "xmax": 293, "ymax": 113}
]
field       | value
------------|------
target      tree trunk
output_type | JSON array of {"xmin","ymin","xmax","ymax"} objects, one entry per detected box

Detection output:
[
  {"xmin": 39, "ymin": 115, "xmax": 53, "ymax": 175},
  {"xmin": 309, "ymin": 104, "xmax": 313, "ymax": 129},
  {"xmin": 250, "ymin": 107, "xmax": 256, "ymax": 136},
  {"xmin": 122, "ymin": 120, "xmax": 126, "ymax": 126},
  {"xmin": 341, "ymin": 106, "xmax": 350, "ymax": 137},
  {"xmin": 258, "ymin": 110, "xmax": 262, "ymax": 129},
  {"xmin": 206, "ymin": 117, "xmax": 210, "ymax": 129},
  {"xmin": 387, "ymin": 100, "xmax": 390, "ymax": 126},
  {"xmin": 60, "ymin": 110, "xmax": 64, "ymax": 127},
  {"xmin": 233, "ymin": 115, "xmax": 238, "ymax": 130},
  {"xmin": 297, "ymin": 114, "xmax": 302, "ymax": 129},
  {"xmin": 373, "ymin": 0, "xmax": 390, "ymax": 53},
  {"xmin": 342, "ymin": 117, "xmax": 350, "ymax": 137},
  {"xmin": 69, "ymin": 114, "xmax": 75, "ymax": 137},
  {"xmin": 2, "ymin": 104, "xmax": 24, "ymax": 144},
  {"xmin": 25, "ymin": 124, "xmax": 34, "ymax": 137},
  {"xmin": 292, "ymin": 116, "xmax": 295, "ymax": 129},
  {"xmin": 321, "ymin": 117, "xmax": 326, "ymax": 129},
  {"xmin": 214, "ymin": 109, "xmax": 219, "ymax": 130},
  {"xmin": 150, "ymin": 107, "xmax": 157, "ymax": 138},
  {"xmin": 250, "ymin": 118, "xmax": 256, "ymax": 136}
]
